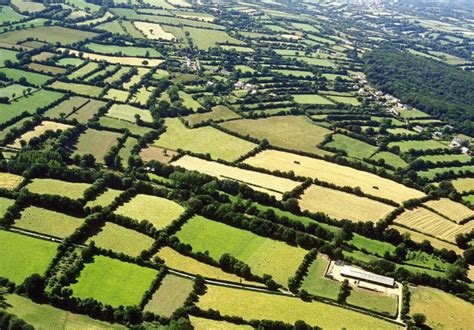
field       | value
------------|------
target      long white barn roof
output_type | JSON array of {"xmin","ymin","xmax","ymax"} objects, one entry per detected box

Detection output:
[{"xmin": 340, "ymin": 265, "xmax": 394, "ymax": 287}]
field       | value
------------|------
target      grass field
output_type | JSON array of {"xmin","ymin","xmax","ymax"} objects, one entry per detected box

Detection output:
[
  {"xmin": 99, "ymin": 116, "xmax": 153, "ymax": 136},
  {"xmin": 144, "ymin": 274, "xmax": 193, "ymax": 317},
  {"xmin": 451, "ymin": 177, "xmax": 474, "ymax": 193},
  {"xmin": 292, "ymin": 94, "xmax": 334, "ymax": 105},
  {"xmin": 349, "ymin": 234, "xmax": 396, "ymax": 256},
  {"xmin": 346, "ymin": 288, "xmax": 398, "ymax": 317},
  {"xmin": 370, "ymin": 151, "xmax": 408, "ymax": 168},
  {"xmin": 0, "ymin": 68, "xmax": 51, "ymax": 86},
  {"xmin": 463, "ymin": 194, "xmax": 474, "ymax": 205},
  {"xmin": 134, "ymin": 21, "xmax": 176, "ymax": 40},
  {"xmin": 4, "ymin": 294, "xmax": 124, "ymax": 329},
  {"xmin": 326, "ymin": 95, "xmax": 361, "ymax": 106},
  {"xmin": 86, "ymin": 222, "xmax": 154, "ymax": 257},
  {"xmin": 73, "ymin": 129, "xmax": 122, "ymax": 163},
  {"xmin": 86, "ymin": 188, "xmax": 123, "ymax": 208},
  {"xmin": 409, "ymin": 286, "xmax": 473, "ymax": 329},
  {"xmin": 153, "ymin": 118, "xmax": 257, "ymax": 162},
  {"xmin": 185, "ymin": 105, "xmax": 240, "ymax": 127},
  {"xmin": 179, "ymin": 91, "xmax": 202, "ymax": 111},
  {"xmin": 45, "ymin": 96, "xmax": 89, "ymax": 119},
  {"xmin": 325, "ymin": 134, "xmax": 378, "ymax": 159},
  {"xmin": 8, "ymin": 121, "xmax": 72, "ymax": 148},
  {"xmin": 272, "ymin": 69, "xmax": 314, "ymax": 77},
  {"xmin": 418, "ymin": 153, "xmax": 472, "ymax": 164},
  {"xmin": 175, "ymin": 215, "xmax": 307, "ymax": 285},
  {"xmin": 84, "ymin": 42, "xmax": 162, "ymax": 57},
  {"xmin": 299, "ymin": 185, "xmax": 395, "ymax": 222},
  {"xmin": 49, "ymin": 81, "xmax": 103, "ymax": 97},
  {"xmin": 172, "ymin": 155, "xmax": 300, "ymax": 199},
  {"xmin": 61, "ymin": 49, "xmax": 164, "ymax": 67},
  {"xmin": 0, "ymin": 230, "xmax": 58, "ymax": 284},
  {"xmin": 68, "ymin": 62, "xmax": 99, "ymax": 80},
  {"xmin": 394, "ymin": 207, "xmax": 474, "ymax": 243},
  {"xmin": 0, "ymin": 48, "xmax": 19, "ymax": 66},
  {"xmin": 0, "ymin": 172, "xmax": 23, "ymax": 190},
  {"xmin": 389, "ymin": 225, "xmax": 462, "ymax": 253},
  {"xmin": 220, "ymin": 115, "xmax": 331, "ymax": 156},
  {"xmin": 68, "ymin": 99, "xmax": 105, "ymax": 123},
  {"xmin": 26, "ymin": 178, "xmax": 91, "ymax": 199},
  {"xmin": 418, "ymin": 165, "xmax": 474, "ymax": 181},
  {"xmin": 0, "ymin": 5, "xmax": 25, "ymax": 24},
  {"xmin": 0, "ymin": 84, "xmax": 33, "ymax": 101},
  {"xmin": 189, "ymin": 316, "xmax": 252, "ymax": 330},
  {"xmin": 14, "ymin": 206, "xmax": 84, "ymax": 239},
  {"xmin": 106, "ymin": 103, "xmax": 153, "ymax": 123},
  {"xmin": 71, "ymin": 255, "xmax": 157, "ymax": 307},
  {"xmin": 0, "ymin": 26, "xmax": 97, "ymax": 45},
  {"xmin": 114, "ymin": 194, "xmax": 184, "ymax": 229},
  {"xmin": 104, "ymin": 88, "xmax": 129, "ymax": 102},
  {"xmin": 300, "ymin": 256, "xmax": 340, "ymax": 300},
  {"xmin": 423, "ymin": 198, "xmax": 473, "ymax": 222},
  {"xmin": 388, "ymin": 139, "xmax": 446, "ymax": 153},
  {"xmin": 197, "ymin": 285, "xmax": 397, "ymax": 329},
  {"xmin": 118, "ymin": 137, "xmax": 137, "ymax": 168},
  {"xmin": 243, "ymin": 150, "xmax": 425, "ymax": 203},
  {"xmin": 183, "ymin": 26, "xmax": 244, "ymax": 49},
  {"xmin": 0, "ymin": 196, "xmax": 15, "ymax": 218}
]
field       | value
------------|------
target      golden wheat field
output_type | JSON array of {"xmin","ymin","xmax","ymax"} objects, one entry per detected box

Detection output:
[
  {"xmin": 58, "ymin": 48, "xmax": 164, "ymax": 67},
  {"xmin": 8, "ymin": 121, "xmax": 72, "ymax": 149},
  {"xmin": 423, "ymin": 198, "xmax": 473, "ymax": 223},
  {"xmin": 133, "ymin": 21, "xmax": 176, "ymax": 40},
  {"xmin": 0, "ymin": 172, "xmax": 24, "ymax": 190},
  {"xmin": 389, "ymin": 225, "xmax": 462, "ymax": 253}
]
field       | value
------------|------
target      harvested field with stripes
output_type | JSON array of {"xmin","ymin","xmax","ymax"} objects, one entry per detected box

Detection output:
[{"xmin": 423, "ymin": 198, "xmax": 473, "ymax": 223}]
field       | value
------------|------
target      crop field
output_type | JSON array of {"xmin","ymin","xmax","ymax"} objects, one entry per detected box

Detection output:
[
  {"xmin": 144, "ymin": 274, "xmax": 193, "ymax": 317},
  {"xmin": 346, "ymin": 288, "xmax": 398, "ymax": 317},
  {"xmin": 67, "ymin": 99, "xmax": 105, "ymax": 123},
  {"xmin": 174, "ymin": 215, "xmax": 307, "ymax": 285},
  {"xmin": 99, "ymin": 116, "xmax": 153, "ymax": 136},
  {"xmin": 26, "ymin": 178, "xmax": 91, "ymax": 199},
  {"xmin": 55, "ymin": 57, "xmax": 84, "ymax": 67},
  {"xmin": 299, "ymin": 185, "xmax": 395, "ymax": 222},
  {"xmin": 155, "ymin": 247, "xmax": 260, "ymax": 285},
  {"xmin": 86, "ymin": 188, "xmax": 123, "ymax": 208},
  {"xmin": 139, "ymin": 145, "xmax": 178, "ymax": 164},
  {"xmin": 134, "ymin": 21, "xmax": 176, "ymax": 40},
  {"xmin": 0, "ymin": 26, "xmax": 97, "ymax": 44},
  {"xmin": 172, "ymin": 155, "xmax": 300, "ymax": 199},
  {"xmin": 324, "ymin": 133, "xmax": 378, "ymax": 159},
  {"xmin": 114, "ymin": 194, "xmax": 184, "ymax": 229},
  {"xmin": 84, "ymin": 42, "xmax": 162, "ymax": 57},
  {"xmin": 189, "ymin": 316, "xmax": 252, "ymax": 330},
  {"xmin": 106, "ymin": 103, "xmax": 153, "ymax": 123},
  {"xmin": 0, "ymin": 68, "xmax": 52, "ymax": 86},
  {"xmin": 451, "ymin": 178, "xmax": 474, "ymax": 193},
  {"xmin": 220, "ymin": 115, "xmax": 331, "ymax": 156},
  {"xmin": 71, "ymin": 255, "xmax": 157, "ymax": 307},
  {"xmin": 243, "ymin": 150, "xmax": 425, "ymax": 203},
  {"xmin": 68, "ymin": 62, "xmax": 99, "ymax": 80},
  {"xmin": 0, "ymin": 197, "xmax": 15, "ymax": 218},
  {"xmin": 184, "ymin": 105, "xmax": 240, "ymax": 127},
  {"xmin": 0, "ymin": 172, "xmax": 23, "ymax": 190},
  {"xmin": 28, "ymin": 63, "xmax": 66, "ymax": 75},
  {"xmin": 292, "ymin": 94, "xmax": 334, "ymax": 105},
  {"xmin": 409, "ymin": 286, "xmax": 473, "ymax": 329},
  {"xmin": 49, "ymin": 81, "xmax": 103, "ymax": 97},
  {"xmin": 4, "ymin": 294, "xmax": 124, "ymax": 329},
  {"xmin": 389, "ymin": 225, "xmax": 462, "ymax": 253},
  {"xmin": 123, "ymin": 67, "xmax": 150, "ymax": 90},
  {"xmin": 104, "ymin": 88, "xmax": 129, "ymax": 102},
  {"xmin": 73, "ymin": 129, "xmax": 122, "ymax": 163},
  {"xmin": 8, "ymin": 121, "xmax": 72, "ymax": 148},
  {"xmin": 197, "ymin": 285, "xmax": 397, "ymax": 329},
  {"xmin": 153, "ymin": 118, "xmax": 257, "ymax": 162},
  {"xmin": 394, "ymin": 207, "xmax": 474, "ymax": 243},
  {"xmin": 86, "ymin": 222, "xmax": 154, "ymax": 257},
  {"xmin": 0, "ymin": 230, "xmax": 58, "ymax": 284},
  {"xmin": 300, "ymin": 256, "xmax": 340, "ymax": 300},
  {"xmin": 423, "ymin": 198, "xmax": 473, "ymax": 222},
  {"xmin": 61, "ymin": 49, "xmax": 164, "ymax": 67},
  {"xmin": 14, "ymin": 206, "xmax": 84, "ymax": 239},
  {"xmin": 387, "ymin": 139, "xmax": 447, "ymax": 153},
  {"xmin": 118, "ymin": 137, "xmax": 137, "ymax": 168}
]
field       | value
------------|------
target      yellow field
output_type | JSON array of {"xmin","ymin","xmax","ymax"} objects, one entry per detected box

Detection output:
[
  {"xmin": 394, "ymin": 207, "xmax": 474, "ymax": 243},
  {"xmin": 58, "ymin": 48, "xmax": 164, "ymax": 67},
  {"xmin": 389, "ymin": 225, "xmax": 462, "ymax": 253},
  {"xmin": 133, "ymin": 21, "xmax": 175, "ymax": 40},
  {"xmin": 299, "ymin": 185, "xmax": 395, "ymax": 222},
  {"xmin": 424, "ymin": 198, "xmax": 473, "ymax": 223},
  {"xmin": 8, "ymin": 121, "xmax": 72, "ymax": 148},
  {"xmin": 189, "ymin": 316, "xmax": 252, "ymax": 330},
  {"xmin": 171, "ymin": 155, "xmax": 300, "ymax": 199},
  {"xmin": 243, "ymin": 150, "xmax": 425, "ymax": 203},
  {"xmin": 154, "ymin": 247, "xmax": 261, "ymax": 286},
  {"xmin": 409, "ymin": 286, "xmax": 474, "ymax": 330},
  {"xmin": 0, "ymin": 172, "xmax": 23, "ymax": 190},
  {"xmin": 123, "ymin": 67, "xmax": 150, "ymax": 90},
  {"xmin": 197, "ymin": 285, "xmax": 398, "ymax": 329},
  {"xmin": 451, "ymin": 177, "xmax": 474, "ymax": 193}
]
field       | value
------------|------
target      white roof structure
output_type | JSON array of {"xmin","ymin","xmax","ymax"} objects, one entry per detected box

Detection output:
[{"xmin": 340, "ymin": 265, "xmax": 394, "ymax": 287}]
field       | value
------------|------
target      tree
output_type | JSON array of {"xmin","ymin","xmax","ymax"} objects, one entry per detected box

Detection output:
[
  {"xmin": 463, "ymin": 246, "xmax": 474, "ymax": 264},
  {"xmin": 412, "ymin": 313, "xmax": 426, "ymax": 327},
  {"xmin": 337, "ymin": 279, "xmax": 351, "ymax": 303},
  {"xmin": 19, "ymin": 274, "xmax": 44, "ymax": 302}
]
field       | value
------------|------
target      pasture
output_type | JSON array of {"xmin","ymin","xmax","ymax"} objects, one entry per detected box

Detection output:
[
  {"xmin": 184, "ymin": 26, "xmax": 245, "ymax": 49},
  {"xmin": 28, "ymin": 63, "xmax": 66, "ymax": 75},
  {"xmin": 14, "ymin": 206, "xmax": 84, "ymax": 239},
  {"xmin": 243, "ymin": 150, "xmax": 425, "ymax": 203},
  {"xmin": 144, "ymin": 274, "xmax": 193, "ymax": 317},
  {"xmin": 0, "ymin": 84, "xmax": 33, "ymax": 101},
  {"xmin": 60, "ymin": 49, "xmax": 164, "ymax": 67},
  {"xmin": 86, "ymin": 188, "xmax": 123, "ymax": 208},
  {"xmin": 68, "ymin": 62, "xmax": 99, "ymax": 80},
  {"xmin": 26, "ymin": 178, "xmax": 91, "ymax": 199},
  {"xmin": 86, "ymin": 222, "xmax": 154, "ymax": 257},
  {"xmin": 299, "ymin": 185, "xmax": 395, "ymax": 222},
  {"xmin": 0, "ymin": 26, "xmax": 97, "ymax": 45},
  {"xmin": 292, "ymin": 94, "xmax": 334, "ymax": 105},
  {"xmin": 0, "ymin": 172, "xmax": 23, "ymax": 190},
  {"xmin": 179, "ymin": 91, "xmax": 202, "ymax": 111},
  {"xmin": 84, "ymin": 42, "xmax": 162, "ymax": 57},
  {"xmin": 0, "ymin": 197, "xmax": 15, "ymax": 218},
  {"xmin": 67, "ymin": 99, "xmax": 105, "ymax": 123},
  {"xmin": 324, "ymin": 134, "xmax": 378, "ymax": 159},
  {"xmin": 423, "ymin": 198, "xmax": 473, "ymax": 222},
  {"xmin": 184, "ymin": 105, "xmax": 240, "ymax": 127},
  {"xmin": 300, "ymin": 256, "xmax": 340, "ymax": 300},
  {"xmin": 114, "ymin": 194, "xmax": 184, "ymax": 229},
  {"xmin": 139, "ymin": 145, "xmax": 178, "ymax": 164},
  {"xmin": 118, "ymin": 137, "xmax": 137, "ymax": 168},
  {"xmin": 71, "ymin": 255, "xmax": 157, "ymax": 307},
  {"xmin": 197, "ymin": 285, "xmax": 397, "ymax": 329},
  {"xmin": 73, "ymin": 129, "xmax": 122, "ymax": 163},
  {"xmin": 418, "ymin": 153, "xmax": 472, "ymax": 164},
  {"xmin": 153, "ymin": 118, "xmax": 257, "ymax": 162},
  {"xmin": 123, "ymin": 67, "xmax": 150, "ymax": 90},
  {"xmin": 174, "ymin": 215, "xmax": 307, "ymax": 285},
  {"xmin": 49, "ymin": 81, "xmax": 103, "ymax": 97},
  {"xmin": 346, "ymin": 288, "xmax": 398, "ymax": 317},
  {"xmin": 394, "ymin": 207, "xmax": 474, "ymax": 243},
  {"xmin": 134, "ymin": 21, "xmax": 176, "ymax": 40},
  {"xmin": 0, "ymin": 48, "xmax": 19, "ymax": 66},
  {"xmin": 220, "ymin": 115, "xmax": 331, "ymax": 156},
  {"xmin": 172, "ymin": 155, "xmax": 300, "ymax": 199},
  {"xmin": 189, "ymin": 316, "xmax": 252, "ymax": 330},
  {"xmin": 99, "ymin": 117, "xmax": 153, "ymax": 136},
  {"xmin": 418, "ymin": 165, "xmax": 474, "ymax": 181},
  {"xmin": 0, "ymin": 68, "xmax": 52, "ymax": 86},
  {"xmin": 0, "ymin": 230, "xmax": 58, "ymax": 284},
  {"xmin": 8, "ymin": 121, "xmax": 72, "ymax": 148},
  {"xmin": 388, "ymin": 139, "xmax": 446, "ymax": 153},
  {"xmin": 104, "ymin": 89, "xmax": 129, "ymax": 102},
  {"xmin": 409, "ymin": 286, "xmax": 473, "ymax": 329},
  {"xmin": 106, "ymin": 103, "xmax": 153, "ymax": 123},
  {"xmin": 370, "ymin": 151, "xmax": 408, "ymax": 168},
  {"xmin": 451, "ymin": 177, "xmax": 474, "ymax": 193}
]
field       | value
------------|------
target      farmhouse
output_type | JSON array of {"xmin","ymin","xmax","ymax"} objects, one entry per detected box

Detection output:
[{"xmin": 340, "ymin": 265, "xmax": 395, "ymax": 288}]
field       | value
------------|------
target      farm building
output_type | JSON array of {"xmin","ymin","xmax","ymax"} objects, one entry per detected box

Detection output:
[{"xmin": 340, "ymin": 265, "xmax": 395, "ymax": 288}]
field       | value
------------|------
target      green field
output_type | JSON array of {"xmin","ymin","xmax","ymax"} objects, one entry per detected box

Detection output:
[
  {"xmin": 326, "ymin": 95, "xmax": 361, "ymax": 106},
  {"xmin": 49, "ymin": 81, "xmax": 103, "ymax": 97},
  {"xmin": 292, "ymin": 94, "xmax": 335, "ymax": 105},
  {"xmin": 0, "ymin": 84, "xmax": 32, "ymax": 101},
  {"xmin": 0, "ymin": 5, "xmax": 25, "ymax": 24},
  {"xmin": 106, "ymin": 103, "xmax": 153, "ymax": 123},
  {"xmin": 272, "ymin": 69, "xmax": 314, "ymax": 77},
  {"xmin": 175, "ymin": 215, "xmax": 307, "ymax": 285},
  {"xmin": 185, "ymin": 105, "xmax": 240, "ymax": 127},
  {"xmin": 68, "ymin": 62, "xmax": 100, "ymax": 80},
  {"xmin": 349, "ymin": 234, "xmax": 396, "ymax": 257},
  {"xmin": 463, "ymin": 194, "xmax": 474, "ymax": 204},
  {"xmin": 0, "ymin": 48, "xmax": 19, "ymax": 66},
  {"xmin": 153, "ymin": 118, "xmax": 257, "ymax": 162},
  {"xmin": 0, "ymin": 196, "xmax": 15, "ymax": 218},
  {"xmin": 71, "ymin": 255, "xmax": 158, "ymax": 307},
  {"xmin": 300, "ymin": 257, "xmax": 340, "ymax": 300},
  {"xmin": 418, "ymin": 153, "xmax": 472, "ymax": 164},
  {"xmin": 0, "ymin": 230, "xmax": 58, "ymax": 284},
  {"xmin": 86, "ymin": 222, "xmax": 154, "ymax": 257},
  {"xmin": 68, "ymin": 99, "xmax": 105, "ymax": 123},
  {"xmin": 325, "ymin": 134, "xmax": 378, "ymax": 159},
  {"xmin": 0, "ymin": 68, "xmax": 52, "ymax": 85},
  {"xmin": 27, "ymin": 178, "xmax": 91, "ymax": 199},
  {"xmin": 144, "ymin": 274, "xmax": 193, "ymax": 317},
  {"xmin": 98, "ymin": 116, "xmax": 153, "ymax": 136},
  {"xmin": 73, "ymin": 129, "xmax": 122, "ymax": 163},
  {"xmin": 14, "ymin": 206, "xmax": 84, "ymax": 239},
  {"xmin": 388, "ymin": 139, "xmax": 447, "ymax": 153},
  {"xmin": 183, "ymin": 26, "xmax": 244, "ymax": 49},
  {"xmin": 179, "ymin": 91, "xmax": 202, "ymax": 111},
  {"xmin": 0, "ymin": 26, "xmax": 98, "ymax": 45},
  {"xmin": 418, "ymin": 165, "xmax": 474, "ymax": 180},
  {"xmin": 86, "ymin": 188, "xmax": 123, "ymax": 208},
  {"xmin": 114, "ymin": 194, "xmax": 184, "ymax": 229},
  {"xmin": 118, "ymin": 137, "xmax": 137, "ymax": 168},
  {"xmin": 84, "ymin": 42, "xmax": 162, "ymax": 57},
  {"xmin": 346, "ymin": 288, "xmax": 398, "ymax": 316},
  {"xmin": 45, "ymin": 96, "xmax": 89, "ymax": 119},
  {"xmin": 370, "ymin": 151, "xmax": 408, "ymax": 168}
]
